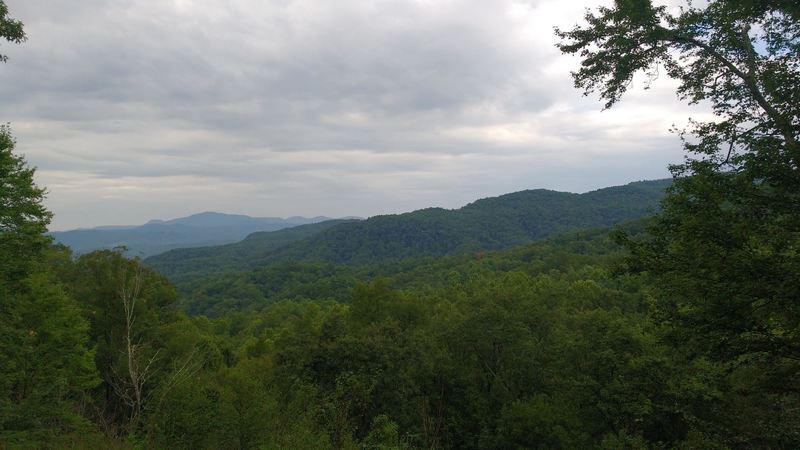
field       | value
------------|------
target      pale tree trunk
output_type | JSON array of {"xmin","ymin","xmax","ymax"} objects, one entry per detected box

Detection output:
[
  {"xmin": 112, "ymin": 265, "xmax": 159, "ymax": 433},
  {"xmin": 111, "ymin": 263, "xmax": 201, "ymax": 437}
]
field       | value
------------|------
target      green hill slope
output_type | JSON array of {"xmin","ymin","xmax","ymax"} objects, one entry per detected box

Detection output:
[
  {"xmin": 146, "ymin": 179, "xmax": 669, "ymax": 287},
  {"xmin": 254, "ymin": 179, "xmax": 670, "ymax": 264},
  {"xmin": 176, "ymin": 221, "xmax": 640, "ymax": 316},
  {"xmin": 145, "ymin": 219, "xmax": 358, "ymax": 285}
]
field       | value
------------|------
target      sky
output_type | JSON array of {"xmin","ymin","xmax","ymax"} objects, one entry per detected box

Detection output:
[{"xmin": 1, "ymin": 0, "xmax": 709, "ymax": 230}]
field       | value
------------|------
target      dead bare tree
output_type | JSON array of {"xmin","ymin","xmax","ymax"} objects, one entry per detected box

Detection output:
[
  {"xmin": 109, "ymin": 264, "xmax": 160, "ymax": 432},
  {"xmin": 109, "ymin": 262, "xmax": 203, "ymax": 435}
]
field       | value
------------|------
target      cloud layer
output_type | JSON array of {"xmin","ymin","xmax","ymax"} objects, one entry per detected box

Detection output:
[{"xmin": 1, "ymin": 0, "xmax": 703, "ymax": 229}]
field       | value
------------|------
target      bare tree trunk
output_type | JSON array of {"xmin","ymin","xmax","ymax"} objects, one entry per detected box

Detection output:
[
  {"xmin": 113, "ymin": 264, "xmax": 159, "ymax": 433},
  {"xmin": 109, "ymin": 263, "xmax": 202, "ymax": 438}
]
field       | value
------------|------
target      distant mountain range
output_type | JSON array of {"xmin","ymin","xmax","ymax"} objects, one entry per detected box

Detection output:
[
  {"xmin": 50, "ymin": 212, "xmax": 351, "ymax": 257},
  {"xmin": 146, "ymin": 179, "xmax": 671, "ymax": 286}
]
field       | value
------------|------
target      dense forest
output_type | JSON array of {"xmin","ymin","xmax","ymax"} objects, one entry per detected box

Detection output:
[{"xmin": 1, "ymin": 1, "xmax": 799, "ymax": 449}]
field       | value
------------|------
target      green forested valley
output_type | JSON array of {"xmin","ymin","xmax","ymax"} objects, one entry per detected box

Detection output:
[{"xmin": 2, "ymin": 1, "xmax": 799, "ymax": 449}]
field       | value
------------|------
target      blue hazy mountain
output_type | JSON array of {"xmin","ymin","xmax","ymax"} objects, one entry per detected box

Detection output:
[{"xmin": 50, "ymin": 212, "xmax": 340, "ymax": 257}]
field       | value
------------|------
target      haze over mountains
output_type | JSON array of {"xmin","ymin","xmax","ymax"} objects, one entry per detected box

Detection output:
[
  {"xmin": 147, "ymin": 179, "xmax": 671, "ymax": 287},
  {"xmin": 50, "ymin": 212, "xmax": 344, "ymax": 257}
]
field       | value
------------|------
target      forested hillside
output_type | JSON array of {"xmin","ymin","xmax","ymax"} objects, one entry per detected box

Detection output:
[
  {"xmin": 145, "ymin": 219, "xmax": 359, "ymax": 286},
  {"xmin": 147, "ymin": 179, "xmax": 669, "ymax": 286},
  {"xmin": 168, "ymin": 225, "xmax": 628, "ymax": 316}
]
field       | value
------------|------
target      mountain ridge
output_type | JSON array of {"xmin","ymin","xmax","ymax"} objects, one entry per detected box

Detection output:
[{"xmin": 146, "ymin": 179, "xmax": 671, "ymax": 285}]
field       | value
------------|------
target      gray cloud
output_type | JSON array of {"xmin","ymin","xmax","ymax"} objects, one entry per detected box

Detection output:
[{"xmin": 1, "ymin": 0, "xmax": 700, "ymax": 229}]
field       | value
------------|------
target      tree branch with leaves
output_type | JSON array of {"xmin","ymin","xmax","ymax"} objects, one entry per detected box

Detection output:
[
  {"xmin": 0, "ymin": 0, "xmax": 25, "ymax": 64},
  {"xmin": 555, "ymin": 0, "xmax": 799, "ymax": 166}
]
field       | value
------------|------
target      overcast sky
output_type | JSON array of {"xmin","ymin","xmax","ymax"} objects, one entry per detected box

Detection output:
[{"xmin": 2, "ymin": 0, "xmax": 708, "ymax": 230}]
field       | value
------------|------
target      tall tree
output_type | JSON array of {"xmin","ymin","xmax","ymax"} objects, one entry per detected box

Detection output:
[
  {"xmin": 557, "ymin": 1, "xmax": 799, "ymax": 447},
  {"xmin": 0, "ymin": 128, "xmax": 98, "ymax": 444}
]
